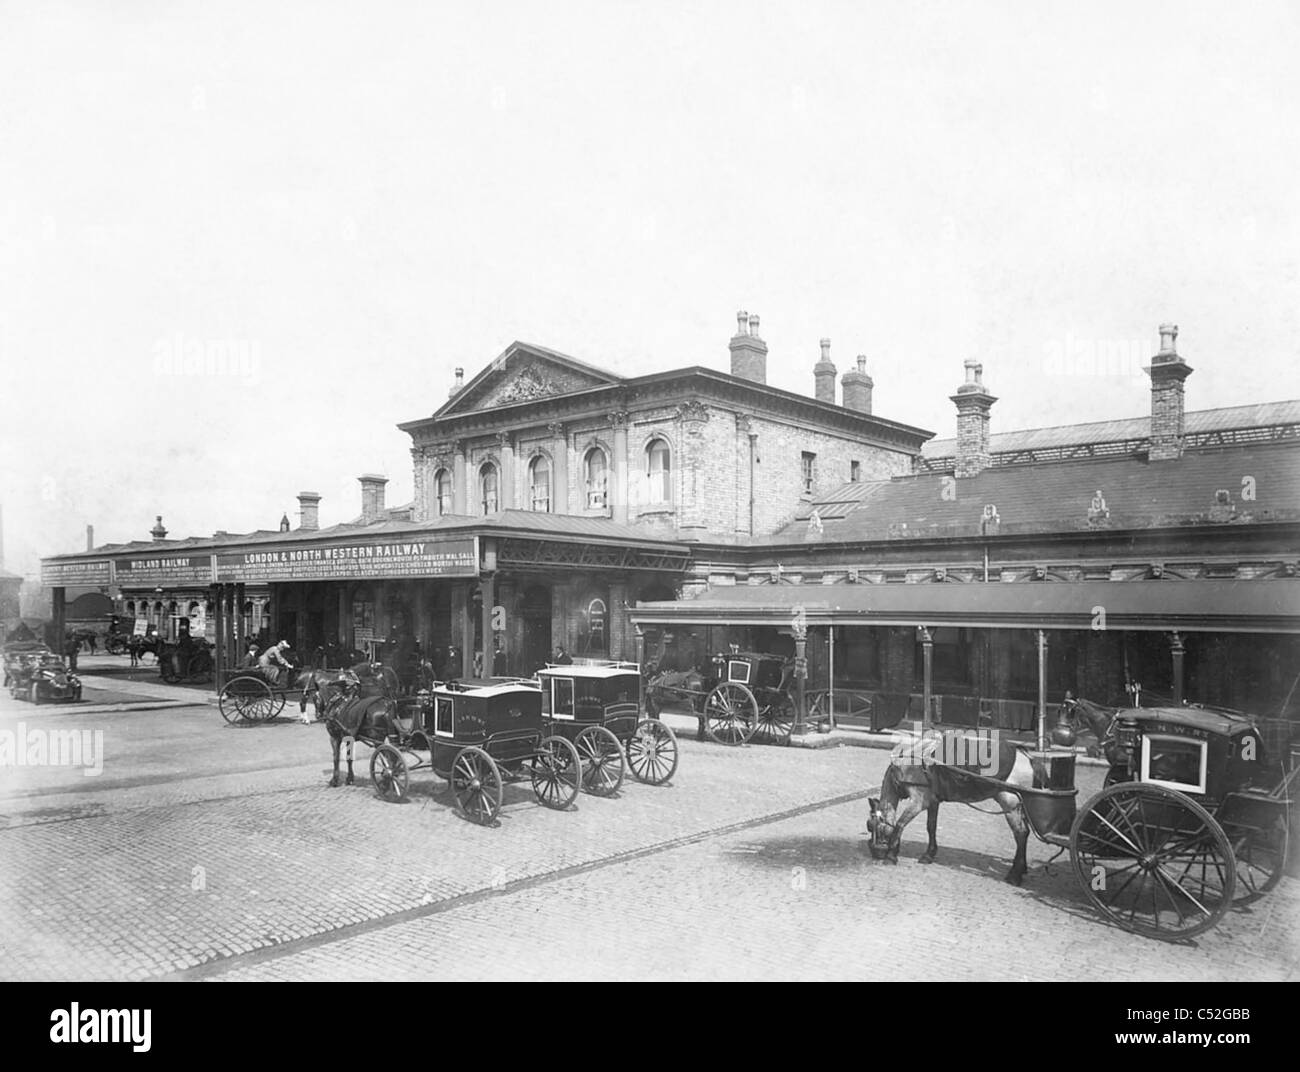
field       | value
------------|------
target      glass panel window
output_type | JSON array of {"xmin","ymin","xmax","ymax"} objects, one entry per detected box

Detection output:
[
  {"xmin": 435, "ymin": 469, "xmax": 453, "ymax": 516},
  {"xmin": 585, "ymin": 449, "xmax": 607, "ymax": 509},
  {"xmin": 646, "ymin": 439, "xmax": 671, "ymax": 505},
  {"xmin": 530, "ymin": 456, "xmax": 551, "ymax": 512},
  {"xmin": 801, "ymin": 452, "xmax": 816, "ymax": 495},
  {"xmin": 480, "ymin": 464, "xmax": 498, "ymax": 514},
  {"xmin": 552, "ymin": 678, "xmax": 575, "ymax": 720}
]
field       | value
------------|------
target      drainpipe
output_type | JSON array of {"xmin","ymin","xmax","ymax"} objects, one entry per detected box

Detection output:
[{"xmin": 747, "ymin": 432, "xmax": 757, "ymax": 536}]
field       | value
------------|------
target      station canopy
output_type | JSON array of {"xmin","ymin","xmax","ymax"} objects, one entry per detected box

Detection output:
[{"xmin": 631, "ymin": 579, "xmax": 1300, "ymax": 634}]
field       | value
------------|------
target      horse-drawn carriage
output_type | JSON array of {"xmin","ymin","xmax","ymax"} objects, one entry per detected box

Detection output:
[
  {"xmin": 645, "ymin": 650, "xmax": 796, "ymax": 746},
  {"xmin": 217, "ymin": 662, "xmax": 324, "ymax": 723},
  {"xmin": 535, "ymin": 661, "xmax": 679, "ymax": 794},
  {"xmin": 160, "ymin": 640, "xmax": 214, "ymax": 685},
  {"xmin": 363, "ymin": 679, "xmax": 582, "ymax": 825},
  {"xmin": 868, "ymin": 696, "xmax": 1297, "ymax": 941}
]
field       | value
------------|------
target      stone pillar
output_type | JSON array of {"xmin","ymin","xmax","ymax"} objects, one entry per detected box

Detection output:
[
  {"xmin": 497, "ymin": 432, "xmax": 515, "ymax": 510},
  {"xmin": 610, "ymin": 411, "xmax": 629, "ymax": 524},
  {"xmin": 547, "ymin": 423, "xmax": 568, "ymax": 514},
  {"xmin": 1170, "ymin": 631, "xmax": 1185, "ymax": 706},
  {"xmin": 452, "ymin": 440, "xmax": 468, "ymax": 515}
]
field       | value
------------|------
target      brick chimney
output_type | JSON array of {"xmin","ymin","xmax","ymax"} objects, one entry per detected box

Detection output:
[
  {"xmin": 842, "ymin": 355, "xmax": 874, "ymax": 414},
  {"xmin": 1144, "ymin": 323, "xmax": 1193, "ymax": 461},
  {"xmin": 150, "ymin": 515, "xmax": 168, "ymax": 542},
  {"xmin": 86, "ymin": 525, "xmax": 94, "ymax": 552},
  {"xmin": 359, "ymin": 474, "xmax": 388, "ymax": 523},
  {"xmin": 813, "ymin": 338, "xmax": 837, "ymax": 403},
  {"xmin": 951, "ymin": 359, "xmax": 997, "ymax": 477},
  {"xmin": 729, "ymin": 310, "xmax": 768, "ymax": 384},
  {"xmin": 449, "ymin": 367, "xmax": 465, "ymax": 399},
  {"xmin": 297, "ymin": 491, "xmax": 321, "ymax": 531}
]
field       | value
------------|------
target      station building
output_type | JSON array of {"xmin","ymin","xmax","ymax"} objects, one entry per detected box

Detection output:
[{"xmin": 39, "ymin": 315, "xmax": 1300, "ymax": 727}]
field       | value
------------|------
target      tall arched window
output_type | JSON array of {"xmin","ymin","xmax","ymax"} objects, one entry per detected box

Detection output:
[
  {"xmin": 434, "ymin": 468, "xmax": 452, "ymax": 516},
  {"xmin": 584, "ymin": 448, "xmax": 608, "ymax": 509},
  {"xmin": 646, "ymin": 438, "xmax": 671, "ymax": 505},
  {"xmin": 584, "ymin": 597, "xmax": 607, "ymax": 654},
  {"xmin": 480, "ymin": 463, "xmax": 499, "ymax": 514},
  {"xmin": 529, "ymin": 455, "xmax": 551, "ymax": 512}
]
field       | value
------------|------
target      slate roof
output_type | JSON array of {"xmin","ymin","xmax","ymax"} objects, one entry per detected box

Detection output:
[
  {"xmin": 49, "ymin": 508, "xmax": 684, "ymax": 560},
  {"xmin": 779, "ymin": 442, "xmax": 1300, "ymax": 542}
]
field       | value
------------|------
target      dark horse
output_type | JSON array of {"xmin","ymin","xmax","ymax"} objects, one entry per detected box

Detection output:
[
  {"xmin": 313, "ymin": 666, "xmax": 405, "ymax": 787},
  {"xmin": 866, "ymin": 734, "xmax": 1037, "ymax": 885}
]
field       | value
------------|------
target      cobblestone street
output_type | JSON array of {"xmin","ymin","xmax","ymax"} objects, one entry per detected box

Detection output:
[{"xmin": 1, "ymin": 686, "xmax": 1296, "ymax": 982}]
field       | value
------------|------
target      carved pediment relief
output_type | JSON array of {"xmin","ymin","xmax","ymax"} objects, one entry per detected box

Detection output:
[{"xmin": 445, "ymin": 346, "xmax": 623, "ymax": 415}]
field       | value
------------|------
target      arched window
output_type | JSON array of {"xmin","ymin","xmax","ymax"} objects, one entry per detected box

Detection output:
[
  {"xmin": 434, "ymin": 468, "xmax": 453, "ymax": 516},
  {"xmin": 125, "ymin": 601, "xmax": 135, "ymax": 617},
  {"xmin": 584, "ymin": 448, "xmax": 608, "ymax": 509},
  {"xmin": 646, "ymin": 438, "xmax": 671, "ymax": 505},
  {"xmin": 529, "ymin": 455, "xmax": 551, "ymax": 512},
  {"xmin": 480, "ymin": 463, "xmax": 499, "ymax": 514}
]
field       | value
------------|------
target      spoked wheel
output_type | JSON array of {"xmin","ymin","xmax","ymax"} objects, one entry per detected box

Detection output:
[
  {"xmin": 1226, "ymin": 814, "xmax": 1289, "ymax": 906},
  {"xmin": 451, "ymin": 746, "xmax": 503, "ymax": 825},
  {"xmin": 754, "ymin": 691, "xmax": 796, "ymax": 746},
  {"xmin": 1070, "ymin": 783, "xmax": 1235, "ymax": 941},
  {"xmin": 219, "ymin": 676, "xmax": 273, "ymax": 724},
  {"xmin": 574, "ymin": 726, "xmax": 625, "ymax": 797},
  {"xmin": 626, "ymin": 718, "xmax": 679, "ymax": 785},
  {"xmin": 530, "ymin": 736, "xmax": 581, "ymax": 810},
  {"xmin": 370, "ymin": 744, "xmax": 409, "ymax": 803},
  {"xmin": 703, "ymin": 682, "xmax": 759, "ymax": 746}
]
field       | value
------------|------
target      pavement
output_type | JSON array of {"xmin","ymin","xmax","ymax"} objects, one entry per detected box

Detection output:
[{"xmin": 0, "ymin": 696, "xmax": 1295, "ymax": 981}]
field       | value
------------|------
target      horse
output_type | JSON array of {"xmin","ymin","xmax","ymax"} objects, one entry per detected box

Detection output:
[
  {"xmin": 317, "ymin": 666, "xmax": 406, "ymax": 787},
  {"xmin": 1060, "ymin": 693, "xmax": 1121, "ymax": 762},
  {"xmin": 866, "ymin": 734, "xmax": 1036, "ymax": 885}
]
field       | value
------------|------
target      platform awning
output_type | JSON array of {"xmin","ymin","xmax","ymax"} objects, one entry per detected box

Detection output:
[{"xmin": 630, "ymin": 579, "xmax": 1300, "ymax": 634}]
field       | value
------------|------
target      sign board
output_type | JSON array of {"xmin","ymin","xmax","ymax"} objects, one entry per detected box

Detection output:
[
  {"xmin": 133, "ymin": 618, "xmax": 149, "ymax": 637},
  {"xmin": 41, "ymin": 560, "xmax": 111, "ymax": 586},
  {"xmin": 117, "ymin": 555, "xmax": 212, "ymax": 587},
  {"xmin": 215, "ymin": 537, "xmax": 478, "ymax": 583}
]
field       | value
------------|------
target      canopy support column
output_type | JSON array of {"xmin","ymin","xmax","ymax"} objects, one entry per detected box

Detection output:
[
  {"xmin": 1036, "ymin": 629, "xmax": 1049, "ymax": 751},
  {"xmin": 919, "ymin": 626, "xmax": 933, "ymax": 733},
  {"xmin": 1170, "ymin": 630, "xmax": 1185, "ymax": 706}
]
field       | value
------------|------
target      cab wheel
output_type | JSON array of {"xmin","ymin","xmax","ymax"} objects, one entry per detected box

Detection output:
[{"xmin": 29, "ymin": 683, "xmax": 42, "ymax": 705}]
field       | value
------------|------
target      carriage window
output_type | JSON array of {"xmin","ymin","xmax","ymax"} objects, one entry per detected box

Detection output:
[
  {"xmin": 1141, "ymin": 735, "xmax": 1207, "ymax": 794},
  {"xmin": 584, "ymin": 448, "xmax": 607, "ymax": 509},
  {"xmin": 480, "ymin": 463, "xmax": 499, "ymax": 515},
  {"xmin": 530, "ymin": 455, "xmax": 551, "ymax": 513},
  {"xmin": 646, "ymin": 438, "xmax": 671, "ymax": 505},
  {"xmin": 728, "ymin": 660, "xmax": 751, "ymax": 684},
  {"xmin": 434, "ymin": 697, "xmax": 454, "ymax": 737},
  {"xmin": 551, "ymin": 678, "xmax": 574, "ymax": 720},
  {"xmin": 434, "ymin": 469, "xmax": 453, "ymax": 516}
]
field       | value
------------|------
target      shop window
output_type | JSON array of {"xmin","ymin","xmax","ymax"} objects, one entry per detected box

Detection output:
[
  {"xmin": 530, "ymin": 455, "xmax": 551, "ymax": 512},
  {"xmin": 584, "ymin": 448, "xmax": 608, "ymax": 509},
  {"xmin": 646, "ymin": 438, "xmax": 671, "ymax": 505},
  {"xmin": 480, "ymin": 463, "xmax": 499, "ymax": 514},
  {"xmin": 434, "ymin": 468, "xmax": 453, "ymax": 516},
  {"xmin": 801, "ymin": 452, "xmax": 816, "ymax": 496}
]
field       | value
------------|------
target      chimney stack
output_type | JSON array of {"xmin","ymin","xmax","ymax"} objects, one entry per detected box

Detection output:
[
  {"xmin": 359, "ymin": 474, "xmax": 388, "ymax": 523},
  {"xmin": 151, "ymin": 515, "xmax": 168, "ymax": 542},
  {"xmin": 728, "ymin": 309, "xmax": 768, "ymax": 384},
  {"xmin": 841, "ymin": 355, "xmax": 874, "ymax": 414},
  {"xmin": 950, "ymin": 359, "xmax": 997, "ymax": 477},
  {"xmin": 86, "ymin": 525, "xmax": 94, "ymax": 552},
  {"xmin": 449, "ymin": 368, "xmax": 465, "ymax": 399},
  {"xmin": 813, "ymin": 338, "xmax": 837, "ymax": 403},
  {"xmin": 297, "ymin": 491, "xmax": 321, "ymax": 531},
  {"xmin": 1145, "ymin": 323, "xmax": 1193, "ymax": 461}
]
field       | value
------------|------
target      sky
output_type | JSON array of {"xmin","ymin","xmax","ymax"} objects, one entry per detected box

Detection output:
[{"xmin": 1, "ymin": 0, "xmax": 1297, "ymax": 576}]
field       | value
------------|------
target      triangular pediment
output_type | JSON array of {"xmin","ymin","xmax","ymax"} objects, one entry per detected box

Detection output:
[{"xmin": 436, "ymin": 342, "xmax": 624, "ymax": 416}]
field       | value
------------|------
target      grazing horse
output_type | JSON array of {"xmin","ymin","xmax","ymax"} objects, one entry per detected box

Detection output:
[{"xmin": 866, "ymin": 735, "xmax": 1036, "ymax": 885}]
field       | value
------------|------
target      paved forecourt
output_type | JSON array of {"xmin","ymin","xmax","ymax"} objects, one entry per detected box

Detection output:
[{"xmin": 1, "ymin": 698, "xmax": 1296, "ymax": 981}]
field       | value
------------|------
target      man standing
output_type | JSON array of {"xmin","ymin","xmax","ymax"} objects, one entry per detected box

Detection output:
[{"xmin": 63, "ymin": 632, "xmax": 80, "ymax": 672}]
